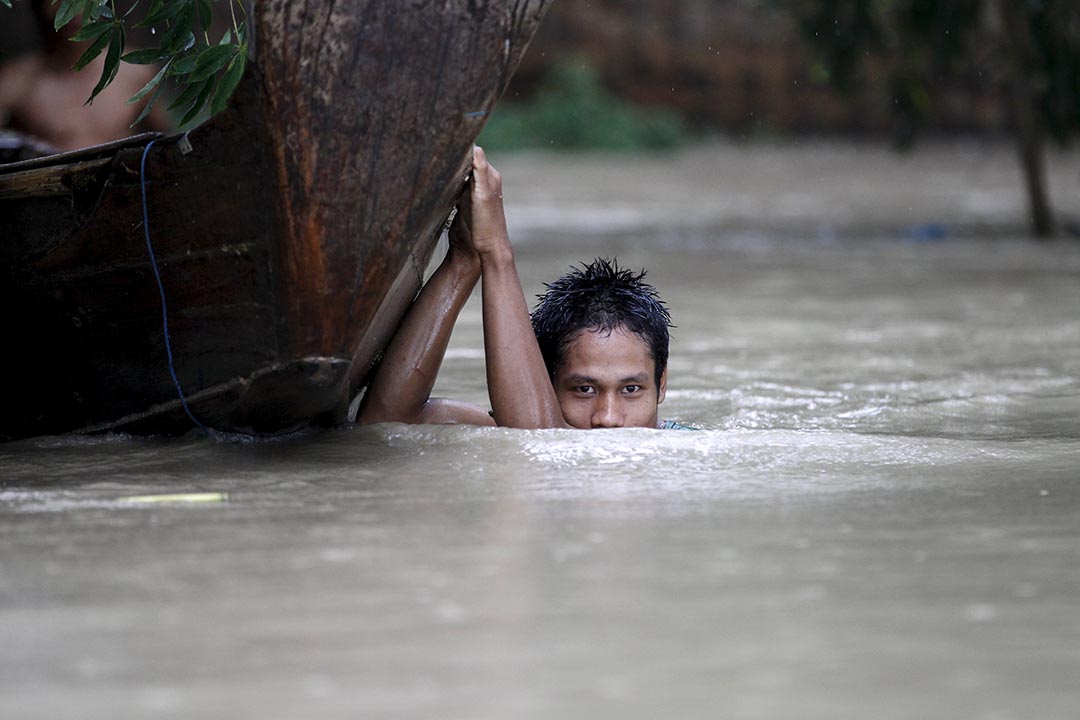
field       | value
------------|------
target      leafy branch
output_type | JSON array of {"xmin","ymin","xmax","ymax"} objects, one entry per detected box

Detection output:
[{"xmin": 3, "ymin": 0, "xmax": 249, "ymax": 128}]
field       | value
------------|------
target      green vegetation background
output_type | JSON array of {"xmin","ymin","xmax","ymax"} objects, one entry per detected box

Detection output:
[{"xmin": 478, "ymin": 60, "xmax": 690, "ymax": 152}]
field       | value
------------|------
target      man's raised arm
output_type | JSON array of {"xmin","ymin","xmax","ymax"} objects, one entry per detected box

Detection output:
[
  {"xmin": 469, "ymin": 148, "xmax": 568, "ymax": 429},
  {"xmin": 355, "ymin": 204, "xmax": 495, "ymax": 427}
]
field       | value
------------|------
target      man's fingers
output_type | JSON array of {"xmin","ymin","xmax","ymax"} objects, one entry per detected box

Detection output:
[
  {"xmin": 472, "ymin": 146, "xmax": 489, "ymax": 193},
  {"xmin": 473, "ymin": 146, "xmax": 488, "ymax": 178},
  {"xmin": 472, "ymin": 145, "xmax": 504, "ymax": 200}
]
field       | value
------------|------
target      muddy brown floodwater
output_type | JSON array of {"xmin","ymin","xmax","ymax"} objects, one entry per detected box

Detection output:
[{"xmin": 2, "ymin": 141, "xmax": 1079, "ymax": 719}]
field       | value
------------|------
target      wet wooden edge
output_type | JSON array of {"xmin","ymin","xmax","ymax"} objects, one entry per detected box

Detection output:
[
  {"xmin": 0, "ymin": 132, "xmax": 164, "ymax": 174},
  {"xmin": 0, "ymin": 158, "xmax": 112, "ymax": 200}
]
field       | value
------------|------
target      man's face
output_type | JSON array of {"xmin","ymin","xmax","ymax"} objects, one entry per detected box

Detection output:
[{"xmin": 552, "ymin": 326, "xmax": 667, "ymax": 429}]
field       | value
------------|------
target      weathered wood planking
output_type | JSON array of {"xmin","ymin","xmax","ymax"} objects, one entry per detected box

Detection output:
[{"xmin": 0, "ymin": 0, "xmax": 551, "ymax": 440}]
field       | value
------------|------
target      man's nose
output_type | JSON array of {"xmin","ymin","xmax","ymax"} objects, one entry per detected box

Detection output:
[{"xmin": 591, "ymin": 394, "xmax": 624, "ymax": 428}]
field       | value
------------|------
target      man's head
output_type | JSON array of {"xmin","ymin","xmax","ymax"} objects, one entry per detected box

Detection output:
[{"xmin": 531, "ymin": 258, "xmax": 672, "ymax": 429}]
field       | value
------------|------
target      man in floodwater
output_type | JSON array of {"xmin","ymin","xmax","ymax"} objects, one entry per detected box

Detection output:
[{"xmin": 357, "ymin": 147, "xmax": 681, "ymax": 430}]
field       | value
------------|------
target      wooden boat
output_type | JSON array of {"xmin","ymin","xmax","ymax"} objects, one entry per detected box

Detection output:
[{"xmin": 0, "ymin": 0, "xmax": 551, "ymax": 440}]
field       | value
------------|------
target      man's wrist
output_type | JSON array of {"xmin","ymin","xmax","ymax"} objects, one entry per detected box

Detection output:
[
  {"xmin": 444, "ymin": 246, "xmax": 482, "ymax": 276},
  {"xmin": 477, "ymin": 237, "xmax": 514, "ymax": 270}
]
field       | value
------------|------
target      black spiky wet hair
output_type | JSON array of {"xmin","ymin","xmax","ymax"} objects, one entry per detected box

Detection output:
[{"xmin": 531, "ymin": 258, "xmax": 672, "ymax": 387}]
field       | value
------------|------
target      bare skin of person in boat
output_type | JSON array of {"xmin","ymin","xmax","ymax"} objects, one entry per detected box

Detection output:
[
  {"xmin": 0, "ymin": 2, "xmax": 170, "ymax": 151},
  {"xmin": 357, "ymin": 147, "xmax": 674, "ymax": 430}
]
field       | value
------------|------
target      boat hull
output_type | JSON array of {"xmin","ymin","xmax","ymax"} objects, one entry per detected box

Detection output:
[{"xmin": 0, "ymin": 0, "xmax": 551, "ymax": 440}]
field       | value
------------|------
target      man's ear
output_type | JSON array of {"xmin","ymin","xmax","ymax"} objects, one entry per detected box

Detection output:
[{"xmin": 657, "ymin": 367, "xmax": 667, "ymax": 404}]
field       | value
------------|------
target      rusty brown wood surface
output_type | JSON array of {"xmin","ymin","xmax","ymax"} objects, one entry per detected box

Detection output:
[
  {"xmin": 252, "ymin": 0, "xmax": 552, "ymax": 387},
  {"xmin": 0, "ymin": 0, "xmax": 551, "ymax": 440}
]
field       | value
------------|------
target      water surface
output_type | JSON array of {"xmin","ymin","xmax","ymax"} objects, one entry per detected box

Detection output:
[{"xmin": 3, "ymin": 155, "xmax": 1080, "ymax": 719}]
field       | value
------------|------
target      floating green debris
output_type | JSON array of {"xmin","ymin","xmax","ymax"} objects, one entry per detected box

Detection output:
[{"xmin": 117, "ymin": 492, "xmax": 229, "ymax": 504}]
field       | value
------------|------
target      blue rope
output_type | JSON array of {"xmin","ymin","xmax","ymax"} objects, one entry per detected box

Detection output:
[{"xmin": 140, "ymin": 139, "xmax": 209, "ymax": 436}]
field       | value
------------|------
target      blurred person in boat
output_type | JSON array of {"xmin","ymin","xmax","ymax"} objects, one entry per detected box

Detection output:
[
  {"xmin": 0, "ymin": 0, "xmax": 170, "ymax": 154},
  {"xmin": 358, "ymin": 147, "xmax": 689, "ymax": 431}
]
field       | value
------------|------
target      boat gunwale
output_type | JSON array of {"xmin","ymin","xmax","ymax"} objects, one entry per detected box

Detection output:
[
  {"xmin": 0, "ymin": 157, "xmax": 115, "ymax": 200},
  {"xmin": 0, "ymin": 131, "xmax": 164, "ymax": 175}
]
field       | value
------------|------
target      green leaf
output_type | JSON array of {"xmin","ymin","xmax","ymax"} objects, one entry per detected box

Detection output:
[
  {"xmin": 136, "ymin": 0, "xmax": 164, "ymax": 25},
  {"xmin": 169, "ymin": 52, "xmax": 199, "ymax": 75},
  {"xmin": 188, "ymin": 43, "xmax": 235, "ymax": 82},
  {"xmin": 138, "ymin": 0, "xmax": 188, "ymax": 27},
  {"xmin": 127, "ymin": 59, "xmax": 171, "ymax": 104},
  {"xmin": 72, "ymin": 26, "xmax": 113, "ymax": 71},
  {"xmin": 1, "ymin": 1, "xmax": 14, "ymax": 9},
  {"xmin": 162, "ymin": 5, "xmax": 195, "ymax": 52},
  {"xmin": 86, "ymin": 26, "xmax": 124, "ymax": 105},
  {"xmin": 122, "ymin": 47, "xmax": 167, "ymax": 64},
  {"xmin": 54, "ymin": 0, "xmax": 81, "ymax": 30},
  {"xmin": 69, "ymin": 18, "xmax": 112, "ymax": 41},
  {"xmin": 210, "ymin": 49, "xmax": 246, "ymax": 116},
  {"xmin": 166, "ymin": 75, "xmax": 203, "ymax": 111},
  {"xmin": 197, "ymin": 0, "xmax": 212, "ymax": 31},
  {"xmin": 179, "ymin": 76, "xmax": 215, "ymax": 127},
  {"xmin": 164, "ymin": 29, "xmax": 196, "ymax": 54},
  {"xmin": 129, "ymin": 78, "xmax": 167, "ymax": 128}
]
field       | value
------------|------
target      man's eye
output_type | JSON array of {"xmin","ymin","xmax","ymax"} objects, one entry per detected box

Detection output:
[
  {"xmin": 574, "ymin": 386, "xmax": 595, "ymax": 395},
  {"xmin": 623, "ymin": 385, "xmax": 642, "ymax": 394}
]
